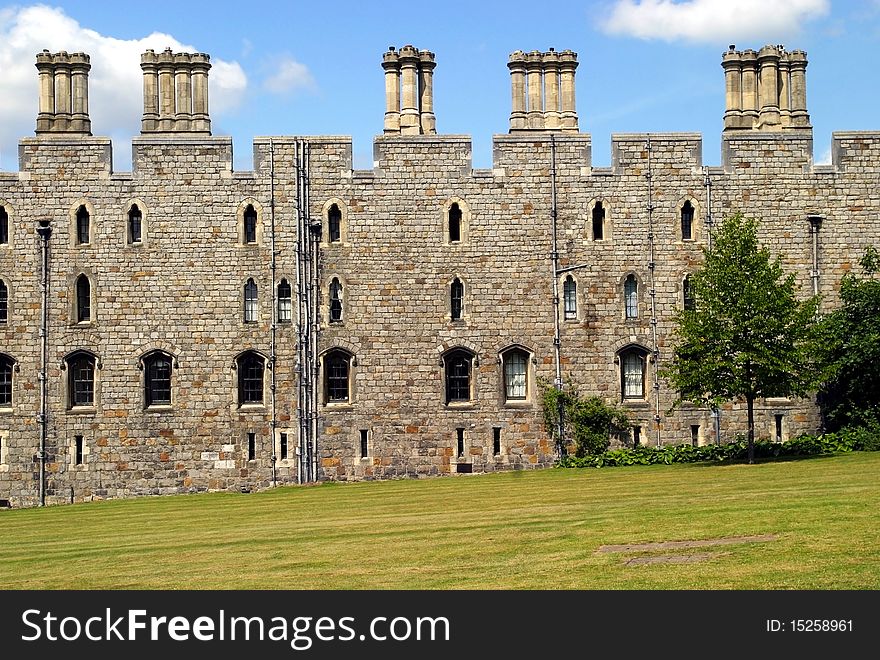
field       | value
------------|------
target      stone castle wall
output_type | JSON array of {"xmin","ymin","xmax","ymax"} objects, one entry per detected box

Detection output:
[{"xmin": 1, "ymin": 48, "xmax": 879, "ymax": 507}]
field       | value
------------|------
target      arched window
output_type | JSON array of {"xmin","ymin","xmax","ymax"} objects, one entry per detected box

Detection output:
[
  {"xmin": 448, "ymin": 203, "xmax": 462, "ymax": 243},
  {"xmin": 624, "ymin": 274, "xmax": 638, "ymax": 319},
  {"xmin": 277, "ymin": 278, "xmax": 292, "ymax": 323},
  {"xmin": 128, "ymin": 204, "xmax": 142, "ymax": 244},
  {"xmin": 329, "ymin": 278, "xmax": 343, "ymax": 323},
  {"xmin": 76, "ymin": 205, "xmax": 90, "ymax": 245},
  {"xmin": 563, "ymin": 275, "xmax": 577, "ymax": 320},
  {"xmin": 683, "ymin": 275, "xmax": 695, "ymax": 311},
  {"xmin": 67, "ymin": 351, "xmax": 96, "ymax": 408},
  {"xmin": 620, "ymin": 348, "xmax": 648, "ymax": 400},
  {"xmin": 0, "ymin": 279, "xmax": 7, "ymax": 323},
  {"xmin": 237, "ymin": 351, "xmax": 265, "ymax": 405},
  {"xmin": 328, "ymin": 204, "xmax": 342, "ymax": 243},
  {"xmin": 681, "ymin": 201, "xmax": 694, "ymax": 241},
  {"xmin": 324, "ymin": 350, "xmax": 352, "ymax": 403},
  {"xmin": 144, "ymin": 351, "xmax": 173, "ymax": 407},
  {"xmin": 0, "ymin": 206, "xmax": 8, "ymax": 245},
  {"xmin": 76, "ymin": 274, "xmax": 91, "ymax": 323},
  {"xmin": 244, "ymin": 279, "xmax": 258, "ymax": 323},
  {"xmin": 502, "ymin": 348, "xmax": 529, "ymax": 401},
  {"xmin": 444, "ymin": 349, "xmax": 473, "ymax": 404},
  {"xmin": 592, "ymin": 201, "xmax": 605, "ymax": 240},
  {"xmin": 244, "ymin": 204, "xmax": 257, "ymax": 244},
  {"xmin": 0, "ymin": 354, "xmax": 13, "ymax": 408},
  {"xmin": 451, "ymin": 278, "xmax": 464, "ymax": 321}
]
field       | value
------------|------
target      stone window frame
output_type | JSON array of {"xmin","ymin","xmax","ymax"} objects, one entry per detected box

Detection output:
[
  {"xmin": 69, "ymin": 199, "xmax": 96, "ymax": 248},
  {"xmin": 124, "ymin": 198, "xmax": 148, "ymax": 247},
  {"xmin": 0, "ymin": 352, "xmax": 17, "ymax": 413},
  {"xmin": 676, "ymin": 196, "xmax": 700, "ymax": 243},
  {"xmin": 441, "ymin": 347, "xmax": 477, "ymax": 407},
  {"xmin": 0, "ymin": 428, "xmax": 8, "ymax": 471},
  {"xmin": 322, "ymin": 274, "xmax": 346, "ymax": 326},
  {"xmin": 274, "ymin": 427, "xmax": 296, "ymax": 466},
  {"xmin": 70, "ymin": 271, "xmax": 97, "ymax": 327},
  {"xmin": 0, "ymin": 200, "xmax": 13, "ymax": 250},
  {"xmin": 320, "ymin": 347, "xmax": 356, "ymax": 408},
  {"xmin": 140, "ymin": 349, "xmax": 177, "ymax": 410},
  {"xmin": 321, "ymin": 198, "xmax": 349, "ymax": 246},
  {"xmin": 442, "ymin": 197, "xmax": 471, "ymax": 246},
  {"xmin": 62, "ymin": 349, "xmax": 101, "ymax": 413},
  {"xmin": 588, "ymin": 198, "xmax": 611, "ymax": 242},
  {"xmin": 236, "ymin": 198, "xmax": 265, "ymax": 247},
  {"xmin": 69, "ymin": 434, "xmax": 91, "ymax": 470},
  {"xmin": 498, "ymin": 344, "xmax": 535, "ymax": 407},
  {"xmin": 233, "ymin": 349, "xmax": 269, "ymax": 410}
]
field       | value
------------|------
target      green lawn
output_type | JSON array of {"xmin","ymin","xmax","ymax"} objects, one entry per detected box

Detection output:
[{"xmin": 1, "ymin": 452, "xmax": 878, "ymax": 589}]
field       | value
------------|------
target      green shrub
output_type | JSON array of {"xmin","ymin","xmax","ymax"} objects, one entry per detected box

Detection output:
[{"xmin": 556, "ymin": 430, "xmax": 874, "ymax": 469}]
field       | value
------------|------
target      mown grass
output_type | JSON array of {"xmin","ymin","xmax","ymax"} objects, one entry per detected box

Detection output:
[{"xmin": 1, "ymin": 452, "xmax": 878, "ymax": 589}]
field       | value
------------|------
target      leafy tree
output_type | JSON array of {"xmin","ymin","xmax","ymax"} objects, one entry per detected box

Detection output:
[
  {"xmin": 662, "ymin": 212, "xmax": 820, "ymax": 464},
  {"xmin": 815, "ymin": 247, "xmax": 880, "ymax": 431},
  {"xmin": 540, "ymin": 379, "xmax": 631, "ymax": 457}
]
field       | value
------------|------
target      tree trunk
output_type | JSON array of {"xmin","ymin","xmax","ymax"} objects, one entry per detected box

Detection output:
[{"xmin": 746, "ymin": 393, "xmax": 755, "ymax": 464}]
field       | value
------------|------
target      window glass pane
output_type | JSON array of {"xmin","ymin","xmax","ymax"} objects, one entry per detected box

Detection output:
[
  {"xmin": 563, "ymin": 277, "xmax": 577, "ymax": 320},
  {"xmin": 623, "ymin": 352, "xmax": 644, "ymax": 398},
  {"xmin": 76, "ymin": 206, "xmax": 89, "ymax": 244},
  {"xmin": 504, "ymin": 351, "xmax": 527, "ymax": 400},
  {"xmin": 239, "ymin": 354, "xmax": 264, "ymax": 404},
  {"xmin": 70, "ymin": 355, "xmax": 95, "ymax": 406},
  {"xmin": 0, "ymin": 280, "xmax": 7, "ymax": 323},
  {"xmin": 146, "ymin": 354, "xmax": 172, "ymax": 405},
  {"xmin": 278, "ymin": 279, "xmax": 292, "ymax": 322},
  {"xmin": 244, "ymin": 205, "xmax": 257, "ymax": 243},
  {"xmin": 326, "ymin": 353, "xmax": 349, "ymax": 401},
  {"xmin": 329, "ymin": 279, "xmax": 343, "ymax": 322},
  {"xmin": 76, "ymin": 276, "xmax": 91, "ymax": 322},
  {"xmin": 625, "ymin": 276, "xmax": 638, "ymax": 319},
  {"xmin": 451, "ymin": 279, "xmax": 463, "ymax": 320},
  {"xmin": 245, "ymin": 280, "xmax": 258, "ymax": 322},
  {"xmin": 446, "ymin": 351, "xmax": 471, "ymax": 402},
  {"xmin": 0, "ymin": 357, "xmax": 12, "ymax": 406},
  {"xmin": 129, "ymin": 205, "xmax": 142, "ymax": 243},
  {"xmin": 328, "ymin": 204, "xmax": 341, "ymax": 243},
  {"xmin": 0, "ymin": 206, "xmax": 8, "ymax": 244}
]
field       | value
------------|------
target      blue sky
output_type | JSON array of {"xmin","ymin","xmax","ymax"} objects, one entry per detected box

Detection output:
[{"xmin": 0, "ymin": 1, "xmax": 878, "ymax": 171}]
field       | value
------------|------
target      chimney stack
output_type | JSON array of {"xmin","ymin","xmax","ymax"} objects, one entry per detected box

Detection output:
[
  {"xmin": 722, "ymin": 44, "xmax": 810, "ymax": 131},
  {"xmin": 35, "ymin": 50, "xmax": 92, "ymax": 135},
  {"xmin": 140, "ymin": 48, "xmax": 212, "ymax": 134},
  {"xmin": 381, "ymin": 45, "xmax": 437, "ymax": 135},
  {"xmin": 507, "ymin": 48, "xmax": 579, "ymax": 133}
]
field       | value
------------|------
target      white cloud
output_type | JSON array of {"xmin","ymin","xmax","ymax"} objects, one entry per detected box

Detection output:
[
  {"xmin": 263, "ymin": 56, "xmax": 315, "ymax": 95},
  {"xmin": 0, "ymin": 5, "xmax": 247, "ymax": 170},
  {"xmin": 599, "ymin": 0, "xmax": 830, "ymax": 43}
]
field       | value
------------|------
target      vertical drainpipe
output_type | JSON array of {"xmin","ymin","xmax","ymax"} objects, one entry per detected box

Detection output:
[
  {"xmin": 808, "ymin": 214, "xmax": 823, "ymax": 301},
  {"xmin": 269, "ymin": 139, "xmax": 277, "ymax": 488},
  {"xmin": 36, "ymin": 219, "xmax": 52, "ymax": 507},
  {"xmin": 549, "ymin": 134, "xmax": 565, "ymax": 459}
]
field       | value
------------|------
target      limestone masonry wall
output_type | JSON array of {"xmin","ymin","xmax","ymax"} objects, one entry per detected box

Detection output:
[{"xmin": 1, "ymin": 44, "xmax": 878, "ymax": 506}]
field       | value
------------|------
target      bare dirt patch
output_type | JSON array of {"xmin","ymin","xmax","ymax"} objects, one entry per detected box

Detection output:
[
  {"xmin": 597, "ymin": 534, "xmax": 778, "ymax": 554},
  {"xmin": 624, "ymin": 552, "xmax": 729, "ymax": 566}
]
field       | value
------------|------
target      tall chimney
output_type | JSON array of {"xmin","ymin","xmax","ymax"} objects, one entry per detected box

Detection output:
[
  {"xmin": 34, "ymin": 50, "xmax": 92, "ymax": 135},
  {"xmin": 141, "ymin": 48, "xmax": 211, "ymax": 134},
  {"xmin": 381, "ymin": 45, "xmax": 437, "ymax": 136}
]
